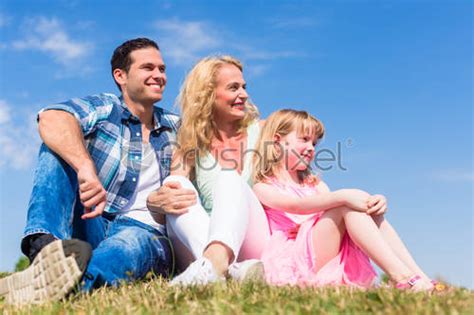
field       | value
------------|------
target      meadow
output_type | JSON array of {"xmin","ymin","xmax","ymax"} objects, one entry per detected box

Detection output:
[{"xmin": 1, "ymin": 274, "xmax": 473, "ymax": 314}]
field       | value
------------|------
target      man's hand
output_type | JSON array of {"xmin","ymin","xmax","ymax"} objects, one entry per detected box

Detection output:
[
  {"xmin": 77, "ymin": 162, "xmax": 107, "ymax": 219},
  {"xmin": 367, "ymin": 194, "xmax": 388, "ymax": 215},
  {"xmin": 147, "ymin": 181, "xmax": 197, "ymax": 216}
]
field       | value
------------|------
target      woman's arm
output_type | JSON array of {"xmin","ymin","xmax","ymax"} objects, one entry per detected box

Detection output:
[
  {"xmin": 253, "ymin": 180, "xmax": 370, "ymax": 214},
  {"xmin": 170, "ymin": 149, "xmax": 193, "ymax": 177}
]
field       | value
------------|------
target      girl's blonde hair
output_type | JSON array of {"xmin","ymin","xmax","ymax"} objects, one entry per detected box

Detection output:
[
  {"xmin": 252, "ymin": 109, "xmax": 325, "ymax": 184},
  {"xmin": 176, "ymin": 56, "xmax": 259, "ymax": 159}
]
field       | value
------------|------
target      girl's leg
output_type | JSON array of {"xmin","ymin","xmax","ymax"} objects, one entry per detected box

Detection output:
[
  {"xmin": 341, "ymin": 208, "xmax": 431, "ymax": 287},
  {"xmin": 372, "ymin": 214, "xmax": 430, "ymax": 280},
  {"xmin": 164, "ymin": 175, "xmax": 210, "ymax": 270},
  {"xmin": 311, "ymin": 209, "xmax": 346, "ymax": 272}
]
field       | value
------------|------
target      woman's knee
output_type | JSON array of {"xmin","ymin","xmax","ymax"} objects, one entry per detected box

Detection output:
[
  {"xmin": 163, "ymin": 175, "xmax": 197, "ymax": 192},
  {"xmin": 215, "ymin": 170, "xmax": 244, "ymax": 192}
]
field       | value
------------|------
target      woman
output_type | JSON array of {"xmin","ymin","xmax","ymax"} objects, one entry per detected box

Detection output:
[{"xmin": 147, "ymin": 56, "xmax": 271, "ymax": 285}]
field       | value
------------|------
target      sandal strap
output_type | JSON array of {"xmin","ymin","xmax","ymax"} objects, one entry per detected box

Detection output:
[
  {"xmin": 407, "ymin": 275, "xmax": 422, "ymax": 286},
  {"xmin": 395, "ymin": 275, "xmax": 422, "ymax": 289}
]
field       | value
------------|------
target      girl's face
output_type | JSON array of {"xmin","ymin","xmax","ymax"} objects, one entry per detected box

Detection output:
[
  {"xmin": 278, "ymin": 130, "xmax": 316, "ymax": 172},
  {"xmin": 213, "ymin": 64, "xmax": 249, "ymax": 122}
]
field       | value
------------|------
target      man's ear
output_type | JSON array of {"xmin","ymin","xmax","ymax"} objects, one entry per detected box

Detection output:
[{"xmin": 113, "ymin": 68, "xmax": 127, "ymax": 87}]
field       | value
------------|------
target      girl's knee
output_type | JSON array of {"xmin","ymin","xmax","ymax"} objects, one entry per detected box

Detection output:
[
  {"xmin": 328, "ymin": 206, "xmax": 350, "ymax": 217},
  {"xmin": 322, "ymin": 207, "xmax": 346, "ymax": 224}
]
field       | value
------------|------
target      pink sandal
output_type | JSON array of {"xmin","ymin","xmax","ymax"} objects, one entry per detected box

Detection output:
[{"xmin": 395, "ymin": 275, "xmax": 423, "ymax": 290}]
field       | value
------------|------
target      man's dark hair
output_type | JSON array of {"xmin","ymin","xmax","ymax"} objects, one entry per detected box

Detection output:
[{"xmin": 111, "ymin": 38, "xmax": 160, "ymax": 91}]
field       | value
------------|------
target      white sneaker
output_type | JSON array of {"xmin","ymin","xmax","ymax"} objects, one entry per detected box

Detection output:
[
  {"xmin": 170, "ymin": 257, "xmax": 224, "ymax": 286},
  {"xmin": 228, "ymin": 259, "xmax": 265, "ymax": 283}
]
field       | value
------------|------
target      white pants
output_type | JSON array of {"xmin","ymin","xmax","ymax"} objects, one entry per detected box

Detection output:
[{"xmin": 165, "ymin": 171, "xmax": 270, "ymax": 271}]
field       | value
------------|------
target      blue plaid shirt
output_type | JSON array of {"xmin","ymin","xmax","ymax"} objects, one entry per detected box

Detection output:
[{"xmin": 40, "ymin": 93, "xmax": 180, "ymax": 214}]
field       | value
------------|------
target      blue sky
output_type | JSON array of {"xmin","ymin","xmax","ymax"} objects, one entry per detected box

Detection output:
[{"xmin": 0, "ymin": 1, "xmax": 472, "ymax": 288}]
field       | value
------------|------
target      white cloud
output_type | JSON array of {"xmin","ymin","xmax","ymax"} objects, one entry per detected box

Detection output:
[
  {"xmin": 154, "ymin": 18, "xmax": 303, "ymax": 68},
  {"xmin": 155, "ymin": 18, "xmax": 220, "ymax": 66},
  {"xmin": 0, "ymin": 100, "xmax": 12, "ymax": 124},
  {"xmin": 0, "ymin": 100, "xmax": 40, "ymax": 170},
  {"xmin": 12, "ymin": 17, "xmax": 93, "ymax": 65},
  {"xmin": 245, "ymin": 64, "xmax": 270, "ymax": 78},
  {"xmin": 432, "ymin": 169, "xmax": 474, "ymax": 182}
]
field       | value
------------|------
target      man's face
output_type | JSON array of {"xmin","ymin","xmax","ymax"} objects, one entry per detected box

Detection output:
[{"xmin": 118, "ymin": 47, "xmax": 166, "ymax": 105}]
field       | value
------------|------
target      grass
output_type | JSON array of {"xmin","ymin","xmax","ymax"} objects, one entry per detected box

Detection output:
[{"xmin": 1, "ymin": 275, "xmax": 473, "ymax": 315}]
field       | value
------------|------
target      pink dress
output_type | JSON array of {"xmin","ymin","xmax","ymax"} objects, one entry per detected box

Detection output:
[{"xmin": 261, "ymin": 179, "xmax": 377, "ymax": 287}]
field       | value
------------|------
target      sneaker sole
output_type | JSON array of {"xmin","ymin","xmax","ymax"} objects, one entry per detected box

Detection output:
[{"xmin": 0, "ymin": 239, "xmax": 92, "ymax": 305}]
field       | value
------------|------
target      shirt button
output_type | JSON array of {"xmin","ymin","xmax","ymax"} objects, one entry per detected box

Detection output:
[
  {"xmin": 120, "ymin": 200, "xmax": 126, "ymax": 205},
  {"xmin": 136, "ymin": 132, "xmax": 141, "ymax": 137},
  {"xmin": 132, "ymin": 177, "xmax": 137, "ymax": 182}
]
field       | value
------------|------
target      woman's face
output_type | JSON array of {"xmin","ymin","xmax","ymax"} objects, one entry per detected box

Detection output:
[{"xmin": 213, "ymin": 64, "xmax": 249, "ymax": 123}]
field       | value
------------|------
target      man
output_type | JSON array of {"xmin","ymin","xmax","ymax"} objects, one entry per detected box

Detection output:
[{"xmin": 0, "ymin": 38, "xmax": 188, "ymax": 305}]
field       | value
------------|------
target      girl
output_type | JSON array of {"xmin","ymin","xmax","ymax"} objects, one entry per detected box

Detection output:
[{"xmin": 252, "ymin": 109, "xmax": 438, "ymax": 291}]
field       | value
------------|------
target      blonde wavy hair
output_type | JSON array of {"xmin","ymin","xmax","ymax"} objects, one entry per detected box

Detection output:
[
  {"xmin": 252, "ymin": 109, "xmax": 325, "ymax": 185},
  {"xmin": 176, "ymin": 56, "xmax": 259, "ymax": 160}
]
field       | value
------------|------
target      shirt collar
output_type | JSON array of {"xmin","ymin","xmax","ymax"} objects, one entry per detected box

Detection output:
[{"xmin": 119, "ymin": 96, "xmax": 172, "ymax": 132}]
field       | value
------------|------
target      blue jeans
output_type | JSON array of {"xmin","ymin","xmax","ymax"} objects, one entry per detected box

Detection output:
[{"xmin": 22, "ymin": 144, "xmax": 173, "ymax": 291}]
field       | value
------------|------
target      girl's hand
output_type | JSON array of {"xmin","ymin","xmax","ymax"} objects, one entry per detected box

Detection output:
[
  {"xmin": 341, "ymin": 189, "xmax": 371, "ymax": 212},
  {"xmin": 367, "ymin": 194, "xmax": 388, "ymax": 215}
]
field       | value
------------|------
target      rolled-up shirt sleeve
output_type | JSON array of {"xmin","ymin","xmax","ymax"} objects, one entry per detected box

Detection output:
[{"xmin": 38, "ymin": 94, "xmax": 116, "ymax": 136}]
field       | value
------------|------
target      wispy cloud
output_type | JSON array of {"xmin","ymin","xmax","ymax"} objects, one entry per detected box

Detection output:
[
  {"xmin": 246, "ymin": 64, "xmax": 270, "ymax": 78},
  {"xmin": 154, "ymin": 17, "xmax": 304, "ymax": 72},
  {"xmin": 0, "ymin": 100, "xmax": 12, "ymax": 124},
  {"xmin": 432, "ymin": 169, "xmax": 474, "ymax": 182},
  {"xmin": 155, "ymin": 18, "xmax": 220, "ymax": 66},
  {"xmin": 0, "ymin": 100, "xmax": 41, "ymax": 170},
  {"xmin": 12, "ymin": 17, "xmax": 93, "ymax": 66}
]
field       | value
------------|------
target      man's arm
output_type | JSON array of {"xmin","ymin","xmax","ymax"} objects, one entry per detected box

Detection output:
[
  {"xmin": 39, "ymin": 110, "xmax": 92, "ymax": 171},
  {"xmin": 38, "ymin": 110, "xmax": 106, "ymax": 219}
]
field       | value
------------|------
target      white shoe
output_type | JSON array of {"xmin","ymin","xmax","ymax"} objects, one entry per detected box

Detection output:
[
  {"xmin": 170, "ymin": 257, "xmax": 224, "ymax": 286},
  {"xmin": 228, "ymin": 259, "xmax": 265, "ymax": 283}
]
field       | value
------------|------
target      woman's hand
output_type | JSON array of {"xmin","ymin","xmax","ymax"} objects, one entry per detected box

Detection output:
[
  {"xmin": 147, "ymin": 181, "xmax": 197, "ymax": 216},
  {"xmin": 340, "ymin": 189, "xmax": 371, "ymax": 212},
  {"xmin": 367, "ymin": 194, "xmax": 388, "ymax": 215}
]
